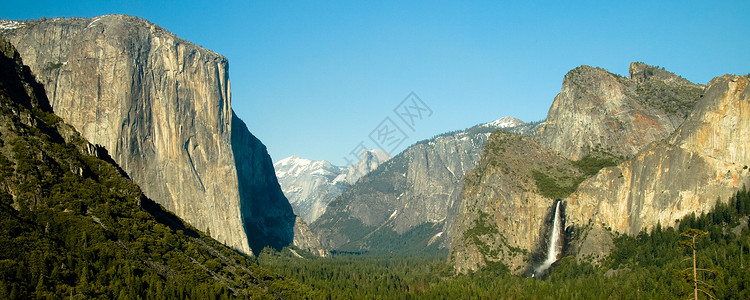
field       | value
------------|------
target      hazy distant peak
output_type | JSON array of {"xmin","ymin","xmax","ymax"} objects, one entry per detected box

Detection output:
[{"xmin": 346, "ymin": 149, "xmax": 392, "ymax": 184}]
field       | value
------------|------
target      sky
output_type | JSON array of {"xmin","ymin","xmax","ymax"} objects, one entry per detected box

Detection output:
[{"xmin": 2, "ymin": 1, "xmax": 749, "ymax": 165}]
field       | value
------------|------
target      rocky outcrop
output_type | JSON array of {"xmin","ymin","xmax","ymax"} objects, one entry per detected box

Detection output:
[
  {"xmin": 566, "ymin": 74, "xmax": 750, "ymax": 257},
  {"xmin": 449, "ymin": 63, "xmax": 748, "ymax": 274},
  {"xmin": 536, "ymin": 63, "xmax": 703, "ymax": 160},
  {"xmin": 275, "ymin": 149, "xmax": 390, "ymax": 224},
  {"xmin": 293, "ymin": 217, "xmax": 331, "ymax": 257},
  {"xmin": 450, "ymin": 131, "xmax": 582, "ymax": 273},
  {"xmin": 345, "ymin": 149, "xmax": 391, "ymax": 185},
  {"xmin": 311, "ymin": 119, "xmax": 525, "ymax": 252},
  {"xmin": 1, "ymin": 15, "xmax": 320, "ymax": 256}
]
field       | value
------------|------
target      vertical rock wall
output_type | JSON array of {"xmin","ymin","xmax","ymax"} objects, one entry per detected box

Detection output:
[{"xmin": 1, "ymin": 15, "xmax": 305, "ymax": 255}]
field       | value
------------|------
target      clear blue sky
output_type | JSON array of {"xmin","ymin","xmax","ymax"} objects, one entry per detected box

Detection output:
[{"xmin": 3, "ymin": 1, "xmax": 749, "ymax": 165}]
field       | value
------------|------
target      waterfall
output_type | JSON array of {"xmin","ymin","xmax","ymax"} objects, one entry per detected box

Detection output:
[{"xmin": 535, "ymin": 200, "xmax": 563, "ymax": 276}]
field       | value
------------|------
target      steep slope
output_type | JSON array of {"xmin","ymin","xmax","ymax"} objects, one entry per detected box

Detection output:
[
  {"xmin": 567, "ymin": 74, "xmax": 750, "ymax": 259},
  {"xmin": 449, "ymin": 131, "xmax": 585, "ymax": 273},
  {"xmin": 0, "ymin": 36, "xmax": 309, "ymax": 298},
  {"xmin": 537, "ymin": 63, "xmax": 703, "ymax": 160},
  {"xmin": 449, "ymin": 63, "xmax": 706, "ymax": 274},
  {"xmin": 311, "ymin": 119, "xmax": 526, "ymax": 253},
  {"xmin": 1, "ymin": 16, "xmax": 321, "ymax": 256},
  {"xmin": 274, "ymin": 149, "xmax": 390, "ymax": 224},
  {"xmin": 344, "ymin": 149, "xmax": 392, "ymax": 185}
]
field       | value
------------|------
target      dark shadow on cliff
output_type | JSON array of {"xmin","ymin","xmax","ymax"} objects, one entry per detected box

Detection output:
[
  {"xmin": 231, "ymin": 111, "xmax": 295, "ymax": 256},
  {"xmin": 526, "ymin": 199, "xmax": 572, "ymax": 278},
  {"xmin": 140, "ymin": 195, "xmax": 200, "ymax": 238},
  {"xmin": 2, "ymin": 36, "xmax": 199, "ymax": 240},
  {"xmin": 0, "ymin": 37, "xmax": 53, "ymax": 113}
]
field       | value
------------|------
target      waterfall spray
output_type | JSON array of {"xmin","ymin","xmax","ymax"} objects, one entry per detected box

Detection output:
[{"xmin": 535, "ymin": 200, "xmax": 563, "ymax": 276}]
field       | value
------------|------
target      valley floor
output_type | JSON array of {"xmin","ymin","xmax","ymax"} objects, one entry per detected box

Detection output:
[{"xmin": 260, "ymin": 190, "xmax": 750, "ymax": 299}]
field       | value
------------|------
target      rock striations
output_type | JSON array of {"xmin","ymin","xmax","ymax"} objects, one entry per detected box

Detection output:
[
  {"xmin": 449, "ymin": 63, "xmax": 721, "ymax": 274},
  {"xmin": 1, "ymin": 15, "xmax": 324, "ymax": 256},
  {"xmin": 311, "ymin": 119, "xmax": 527, "ymax": 253},
  {"xmin": 450, "ymin": 131, "xmax": 582, "ymax": 273},
  {"xmin": 537, "ymin": 63, "xmax": 703, "ymax": 160},
  {"xmin": 567, "ymin": 74, "xmax": 750, "ymax": 259}
]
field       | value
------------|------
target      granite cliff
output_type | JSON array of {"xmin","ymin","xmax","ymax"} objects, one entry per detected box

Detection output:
[
  {"xmin": 537, "ymin": 63, "xmax": 703, "ymax": 160},
  {"xmin": 450, "ymin": 63, "xmax": 716, "ymax": 274},
  {"xmin": 1, "ymin": 15, "xmax": 323, "ymax": 256},
  {"xmin": 567, "ymin": 74, "xmax": 750, "ymax": 261},
  {"xmin": 311, "ymin": 119, "xmax": 527, "ymax": 252},
  {"xmin": 0, "ymin": 35, "xmax": 308, "ymax": 298},
  {"xmin": 450, "ymin": 131, "xmax": 583, "ymax": 273}
]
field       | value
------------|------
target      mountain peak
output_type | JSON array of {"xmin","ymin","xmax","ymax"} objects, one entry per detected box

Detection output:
[
  {"xmin": 346, "ymin": 149, "xmax": 392, "ymax": 184},
  {"xmin": 537, "ymin": 62, "xmax": 703, "ymax": 160},
  {"xmin": 629, "ymin": 62, "xmax": 694, "ymax": 85},
  {"xmin": 483, "ymin": 116, "xmax": 525, "ymax": 128}
]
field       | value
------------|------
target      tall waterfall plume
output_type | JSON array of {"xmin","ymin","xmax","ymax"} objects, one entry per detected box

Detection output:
[{"xmin": 535, "ymin": 200, "xmax": 564, "ymax": 276}]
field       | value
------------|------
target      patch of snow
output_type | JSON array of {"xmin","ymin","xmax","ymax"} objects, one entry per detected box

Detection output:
[
  {"xmin": 274, "ymin": 155, "xmax": 316, "ymax": 178},
  {"xmin": 288, "ymin": 249, "xmax": 304, "ymax": 259},
  {"xmin": 0, "ymin": 20, "xmax": 26, "ymax": 30},
  {"xmin": 310, "ymin": 168, "xmax": 334, "ymax": 176},
  {"xmin": 332, "ymin": 173, "xmax": 347, "ymax": 184},
  {"xmin": 427, "ymin": 231, "xmax": 444, "ymax": 246},
  {"xmin": 483, "ymin": 116, "xmax": 525, "ymax": 128},
  {"xmin": 431, "ymin": 217, "xmax": 446, "ymax": 223},
  {"xmin": 388, "ymin": 210, "xmax": 398, "ymax": 221}
]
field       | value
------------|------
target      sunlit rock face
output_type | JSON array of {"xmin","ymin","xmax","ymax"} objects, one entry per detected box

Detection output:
[
  {"xmin": 449, "ymin": 131, "xmax": 580, "ymax": 274},
  {"xmin": 567, "ymin": 75, "xmax": 750, "ymax": 249},
  {"xmin": 1, "ymin": 15, "xmax": 326, "ymax": 256},
  {"xmin": 312, "ymin": 120, "xmax": 530, "ymax": 253},
  {"xmin": 450, "ymin": 64, "xmax": 749, "ymax": 274},
  {"xmin": 537, "ymin": 63, "xmax": 703, "ymax": 160}
]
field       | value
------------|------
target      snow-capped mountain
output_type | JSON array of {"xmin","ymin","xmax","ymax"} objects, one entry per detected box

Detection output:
[
  {"xmin": 274, "ymin": 150, "xmax": 391, "ymax": 223},
  {"xmin": 482, "ymin": 116, "xmax": 526, "ymax": 128}
]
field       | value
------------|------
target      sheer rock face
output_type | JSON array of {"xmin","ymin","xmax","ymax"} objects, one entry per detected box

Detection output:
[
  {"xmin": 1, "ymin": 15, "xmax": 317, "ymax": 256},
  {"xmin": 567, "ymin": 75, "xmax": 750, "ymax": 251},
  {"xmin": 450, "ymin": 132, "xmax": 581, "ymax": 274},
  {"xmin": 449, "ymin": 64, "xmax": 742, "ymax": 274},
  {"xmin": 293, "ymin": 216, "xmax": 331, "ymax": 257},
  {"xmin": 537, "ymin": 63, "xmax": 703, "ymax": 161},
  {"xmin": 311, "ymin": 128, "xmax": 494, "ymax": 252}
]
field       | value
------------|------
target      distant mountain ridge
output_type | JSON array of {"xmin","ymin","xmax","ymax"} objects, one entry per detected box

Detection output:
[
  {"xmin": 274, "ymin": 149, "xmax": 391, "ymax": 223},
  {"xmin": 310, "ymin": 117, "xmax": 530, "ymax": 253}
]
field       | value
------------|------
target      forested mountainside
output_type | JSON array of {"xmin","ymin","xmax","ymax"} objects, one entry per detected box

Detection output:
[{"xmin": 0, "ymin": 36, "xmax": 310, "ymax": 299}]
